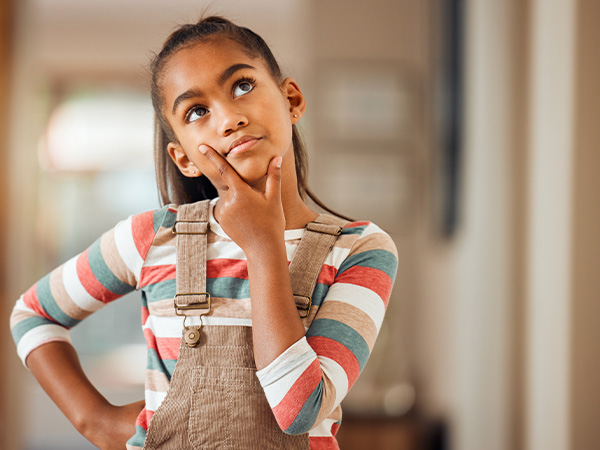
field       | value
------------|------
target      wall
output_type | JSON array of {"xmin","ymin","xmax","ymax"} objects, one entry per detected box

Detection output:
[{"xmin": 568, "ymin": 0, "xmax": 600, "ymax": 448}]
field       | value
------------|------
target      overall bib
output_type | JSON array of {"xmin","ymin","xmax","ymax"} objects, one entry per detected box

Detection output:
[{"xmin": 143, "ymin": 200, "xmax": 346, "ymax": 449}]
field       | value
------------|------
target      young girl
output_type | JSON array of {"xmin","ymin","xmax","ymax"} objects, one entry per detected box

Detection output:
[{"xmin": 11, "ymin": 16, "xmax": 398, "ymax": 449}]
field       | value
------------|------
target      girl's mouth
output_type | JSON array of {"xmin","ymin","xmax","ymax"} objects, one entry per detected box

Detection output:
[{"xmin": 227, "ymin": 136, "xmax": 261, "ymax": 156}]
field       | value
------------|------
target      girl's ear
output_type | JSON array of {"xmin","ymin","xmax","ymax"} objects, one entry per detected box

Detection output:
[
  {"xmin": 281, "ymin": 78, "xmax": 306, "ymax": 124},
  {"xmin": 167, "ymin": 142, "xmax": 201, "ymax": 177}
]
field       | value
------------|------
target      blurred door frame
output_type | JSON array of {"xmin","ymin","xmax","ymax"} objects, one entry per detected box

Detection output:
[{"xmin": 0, "ymin": 1, "xmax": 16, "ymax": 449}]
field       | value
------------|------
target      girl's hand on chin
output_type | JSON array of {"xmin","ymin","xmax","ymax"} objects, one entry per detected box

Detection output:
[{"xmin": 198, "ymin": 144, "xmax": 285, "ymax": 253}]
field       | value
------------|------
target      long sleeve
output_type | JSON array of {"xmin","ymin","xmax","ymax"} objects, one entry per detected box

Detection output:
[
  {"xmin": 256, "ymin": 221, "xmax": 398, "ymax": 435},
  {"xmin": 10, "ymin": 209, "xmax": 164, "ymax": 365}
]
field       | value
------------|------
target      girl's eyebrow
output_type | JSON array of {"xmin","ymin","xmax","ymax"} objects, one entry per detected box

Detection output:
[
  {"xmin": 218, "ymin": 63, "xmax": 255, "ymax": 85},
  {"xmin": 171, "ymin": 63, "xmax": 256, "ymax": 115}
]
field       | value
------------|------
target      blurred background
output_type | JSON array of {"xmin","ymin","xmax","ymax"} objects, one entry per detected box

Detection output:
[{"xmin": 0, "ymin": 0, "xmax": 598, "ymax": 449}]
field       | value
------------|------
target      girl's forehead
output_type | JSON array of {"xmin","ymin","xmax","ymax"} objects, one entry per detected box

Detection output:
[{"xmin": 167, "ymin": 39, "xmax": 260, "ymax": 73}]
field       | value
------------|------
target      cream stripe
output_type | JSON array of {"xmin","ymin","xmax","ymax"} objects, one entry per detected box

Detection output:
[
  {"xmin": 114, "ymin": 216, "xmax": 144, "ymax": 277},
  {"xmin": 308, "ymin": 416, "xmax": 339, "ymax": 437},
  {"xmin": 17, "ymin": 325, "xmax": 72, "ymax": 365},
  {"xmin": 144, "ymin": 389, "xmax": 167, "ymax": 412},
  {"xmin": 324, "ymin": 245, "xmax": 352, "ymax": 268},
  {"xmin": 207, "ymin": 240, "xmax": 246, "ymax": 260},
  {"xmin": 323, "ymin": 283, "xmax": 386, "ymax": 331},
  {"xmin": 143, "ymin": 316, "xmax": 252, "ymax": 338},
  {"xmin": 143, "ymin": 245, "xmax": 176, "ymax": 267},
  {"xmin": 62, "ymin": 256, "xmax": 105, "ymax": 312},
  {"xmin": 257, "ymin": 337, "xmax": 316, "ymax": 406}
]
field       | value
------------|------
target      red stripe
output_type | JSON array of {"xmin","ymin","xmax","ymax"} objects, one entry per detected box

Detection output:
[
  {"xmin": 143, "ymin": 328, "xmax": 180, "ymax": 360},
  {"xmin": 308, "ymin": 335, "xmax": 361, "ymax": 387},
  {"xmin": 309, "ymin": 436, "xmax": 340, "ymax": 450},
  {"xmin": 330, "ymin": 421, "xmax": 341, "ymax": 436},
  {"xmin": 272, "ymin": 358, "xmax": 322, "ymax": 430},
  {"xmin": 76, "ymin": 250, "xmax": 119, "ymax": 303},
  {"xmin": 131, "ymin": 211, "xmax": 156, "ymax": 259},
  {"xmin": 207, "ymin": 259, "xmax": 248, "ymax": 279},
  {"xmin": 335, "ymin": 266, "xmax": 393, "ymax": 307},
  {"xmin": 346, "ymin": 221, "xmax": 370, "ymax": 228},
  {"xmin": 316, "ymin": 264, "xmax": 337, "ymax": 286},
  {"xmin": 139, "ymin": 264, "xmax": 175, "ymax": 287},
  {"xmin": 22, "ymin": 284, "xmax": 53, "ymax": 322},
  {"xmin": 135, "ymin": 407, "xmax": 150, "ymax": 429}
]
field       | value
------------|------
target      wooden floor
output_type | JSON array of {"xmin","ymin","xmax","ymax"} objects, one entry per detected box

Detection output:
[{"xmin": 335, "ymin": 415, "xmax": 431, "ymax": 450}]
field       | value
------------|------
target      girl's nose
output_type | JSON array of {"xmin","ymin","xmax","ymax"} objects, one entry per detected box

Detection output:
[{"xmin": 216, "ymin": 106, "xmax": 248, "ymax": 136}]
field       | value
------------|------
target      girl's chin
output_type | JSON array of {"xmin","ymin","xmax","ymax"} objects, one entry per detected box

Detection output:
[{"xmin": 231, "ymin": 161, "xmax": 270, "ymax": 185}]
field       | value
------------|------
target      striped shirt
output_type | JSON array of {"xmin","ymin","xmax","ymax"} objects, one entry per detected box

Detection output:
[{"xmin": 10, "ymin": 199, "xmax": 398, "ymax": 449}]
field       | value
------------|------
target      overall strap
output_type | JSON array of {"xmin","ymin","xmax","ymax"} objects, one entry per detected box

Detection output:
[
  {"xmin": 172, "ymin": 200, "xmax": 211, "ymax": 317},
  {"xmin": 289, "ymin": 214, "xmax": 348, "ymax": 321},
  {"xmin": 173, "ymin": 204, "xmax": 347, "ymax": 324}
]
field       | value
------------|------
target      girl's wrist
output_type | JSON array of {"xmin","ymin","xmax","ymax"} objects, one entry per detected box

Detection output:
[{"xmin": 243, "ymin": 235, "xmax": 286, "ymax": 261}]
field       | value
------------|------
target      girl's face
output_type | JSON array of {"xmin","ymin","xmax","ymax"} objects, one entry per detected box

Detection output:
[{"xmin": 161, "ymin": 38, "xmax": 304, "ymax": 189}]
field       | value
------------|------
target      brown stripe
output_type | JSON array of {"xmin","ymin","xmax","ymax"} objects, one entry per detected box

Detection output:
[
  {"xmin": 314, "ymin": 374, "xmax": 338, "ymax": 425},
  {"xmin": 151, "ymin": 227, "xmax": 176, "ymax": 248},
  {"xmin": 10, "ymin": 307, "xmax": 34, "ymax": 328},
  {"xmin": 314, "ymin": 300, "xmax": 378, "ymax": 350},
  {"xmin": 347, "ymin": 232, "xmax": 398, "ymax": 258},
  {"xmin": 101, "ymin": 230, "xmax": 137, "ymax": 286},
  {"xmin": 146, "ymin": 368, "xmax": 171, "ymax": 393},
  {"xmin": 50, "ymin": 267, "xmax": 91, "ymax": 320},
  {"xmin": 148, "ymin": 297, "xmax": 252, "ymax": 319}
]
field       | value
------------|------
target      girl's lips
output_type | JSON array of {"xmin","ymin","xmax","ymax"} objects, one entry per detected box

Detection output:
[{"xmin": 227, "ymin": 136, "xmax": 261, "ymax": 156}]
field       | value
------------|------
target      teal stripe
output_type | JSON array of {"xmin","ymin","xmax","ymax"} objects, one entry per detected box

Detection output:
[
  {"xmin": 207, "ymin": 277, "xmax": 250, "ymax": 299},
  {"xmin": 11, "ymin": 316, "xmax": 57, "ymax": 344},
  {"xmin": 144, "ymin": 277, "xmax": 250, "ymax": 303},
  {"xmin": 154, "ymin": 206, "xmax": 176, "ymax": 233},
  {"xmin": 285, "ymin": 379, "xmax": 323, "ymax": 434},
  {"xmin": 127, "ymin": 426, "xmax": 147, "ymax": 447},
  {"xmin": 311, "ymin": 283, "xmax": 331, "ymax": 307},
  {"xmin": 36, "ymin": 275, "xmax": 81, "ymax": 328},
  {"xmin": 337, "ymin": 249, "xmax": 397, "ymax": 280},
  {"xmin": 147, "ymin": 348, "xmax": 177, "ymax": 380},
  {"xmin": 88, "ymin": 239, "xmax": 133, "ymax": 295},
  {"xmin": 306, "ymin": 318, "xmax": 370, "ymax": 370},
  {"xmin": 141, "ymin": 291, "xmax": 149, "ymax": 308},
  {"xmin": 144, "ymin": 279, "xmax": 176, "ymax": 303},
  {"xmin": 342, "ymin": 225, "xmax": 368, "ymax": 236}
]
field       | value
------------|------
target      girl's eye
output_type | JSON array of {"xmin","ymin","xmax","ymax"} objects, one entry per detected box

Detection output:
[
  {"xmin": 233, "ymin": 79, "xmax": 254, "ymax": 98},
  {"xmin": 186, "ymin": 106, "xmax": 208, "ymax": 123}
]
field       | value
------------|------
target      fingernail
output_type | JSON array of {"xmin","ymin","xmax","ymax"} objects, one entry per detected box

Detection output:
[
  {"xmin": 199, "ymin": 145, "xmax": 207, "ymax": 154},
  {"xmin": 275, "ymin": 156, "xmax": 282, "ymax": 168}
]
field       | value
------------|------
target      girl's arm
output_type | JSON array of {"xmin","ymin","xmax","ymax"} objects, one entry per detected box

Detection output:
[
  {"xmin": 27, "ymin": 341, "xmax": 144, "ymax": 450},
  {"xmin": 11, "ymin": 210, "xmax": 161, "ymax": 446},
  {"xmin": 198, "ymin": 147, "xmax": 306, "ymax": 369},
  {"xmin": 257, "ymin": 226, "xmax": 398, "ymax": 434},
  {"xmin": 198, "ymin": 146, "xmax": 398, "ymax": 434}
]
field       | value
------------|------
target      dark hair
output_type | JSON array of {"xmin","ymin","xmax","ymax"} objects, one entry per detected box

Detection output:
[{"xmin": 150, "ymin": 16, "xmax": 350, "ymax": 220}]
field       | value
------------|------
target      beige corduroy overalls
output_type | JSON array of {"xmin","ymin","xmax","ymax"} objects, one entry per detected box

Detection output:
[{"xmin": 143, "ymin": 200, "xmax": 346, "ymax": 450}]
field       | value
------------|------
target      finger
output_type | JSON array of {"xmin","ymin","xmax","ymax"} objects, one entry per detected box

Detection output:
[
  {"xmin": 265, "ymin": 156, "xmax": 283, "ymax": 201},
  {"xmin": 198, "ymin": 145, "xmax": 243, "ymax": 189}
]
